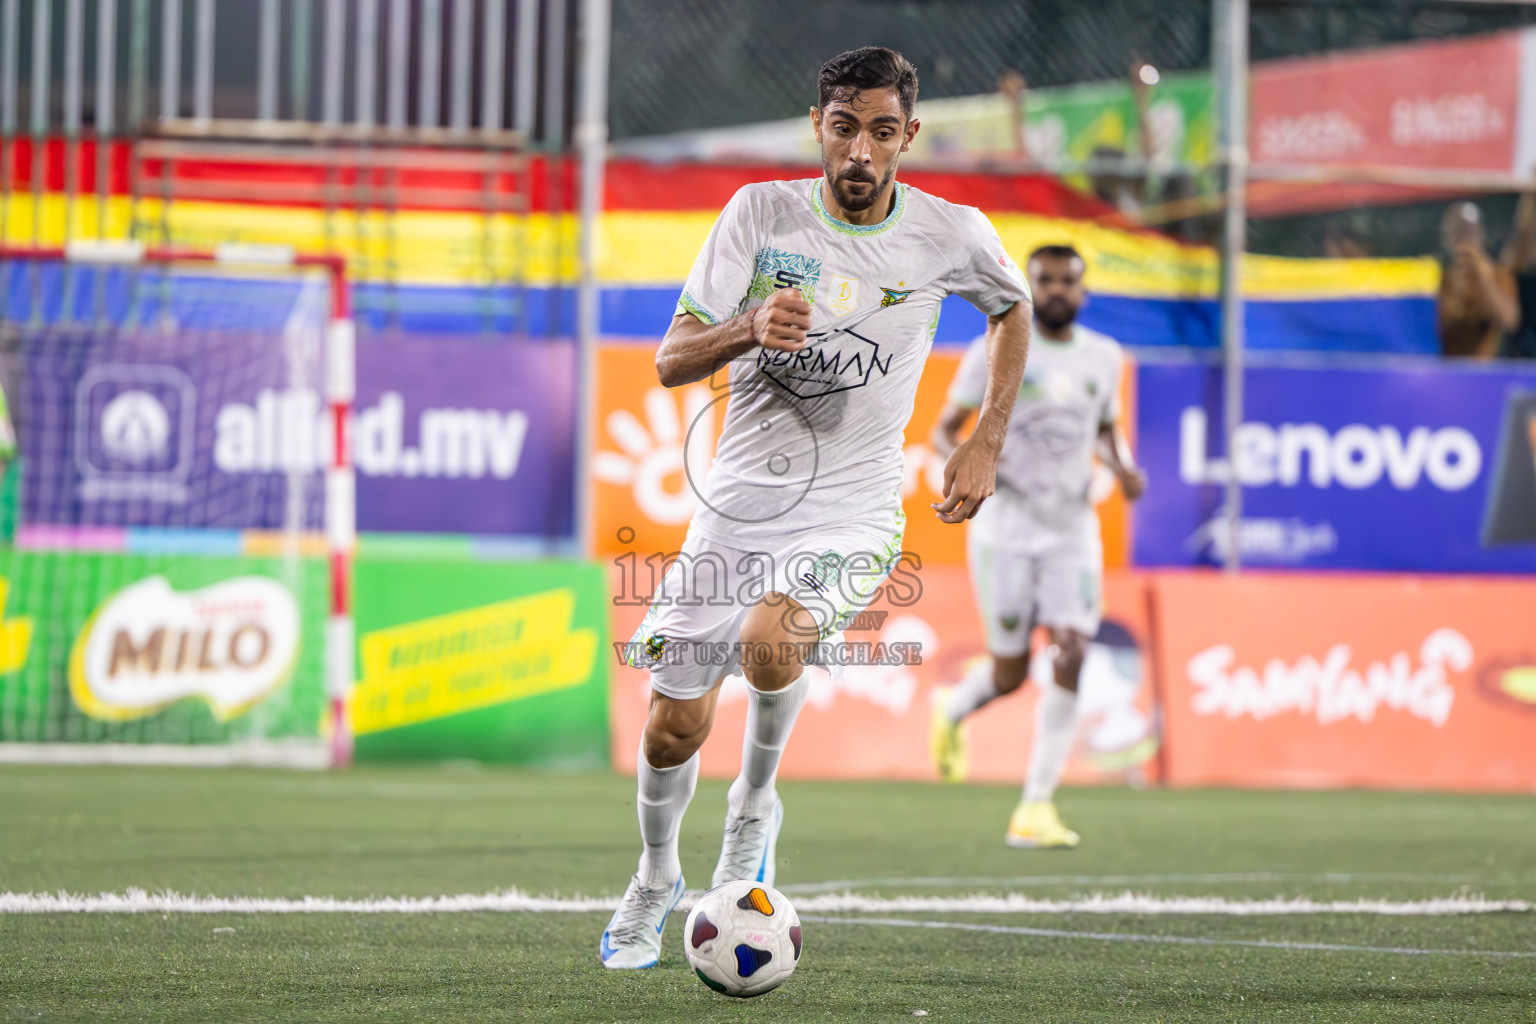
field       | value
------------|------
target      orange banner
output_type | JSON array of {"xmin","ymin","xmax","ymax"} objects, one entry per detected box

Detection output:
[
  {"xmin": 591, "ymin": 342, "xmax": 1131, "ymax": 567},
  {"xmin": 608, "ymin": 564, "xmax": 1158, "ymax": 784},
  {"xmin": 1153, "ymin": 573, "xmax": 1536, "ymax": 792}
]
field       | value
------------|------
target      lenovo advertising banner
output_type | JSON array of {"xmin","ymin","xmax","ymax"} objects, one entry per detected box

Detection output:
[
  {"xmin": 1154, "ymin": 573, "xmax": 1536, "ymax": 792},
  {"xmin": 1134, "ymin": 356, "xmax": 1536, "ymax": 573},
  {"xmin": 22, "ymin": 331, "xmax": 576, "ymax": 539}
]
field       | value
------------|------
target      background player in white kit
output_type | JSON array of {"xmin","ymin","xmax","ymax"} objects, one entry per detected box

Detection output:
[
  {"xmin": 600, "ymin": 47, "xmax": 1034, "ymax": 969},
  {"xmin": 929, "ymin": 244, "xmax": 1145, "ymax": 850}
]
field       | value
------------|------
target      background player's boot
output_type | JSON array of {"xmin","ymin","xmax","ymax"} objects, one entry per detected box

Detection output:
[
  {"xmin": 929, "ymin": 688, "xmax": 969, "ymax": 783},
  {"xmin": 1004, "ymin": 801, "xmax": 1081, "ymax": 849},
  {"xmin": 710, "ymin": 795, "xmax": 783, "ymax": 888},
  {"xmin": 598, "ymin": 874, "xmax": 686, "ymax": 969}
]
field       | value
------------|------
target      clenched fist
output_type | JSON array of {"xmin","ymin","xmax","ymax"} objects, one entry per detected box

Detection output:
[{"xmin": 752, "ymin": 287, "xmax": 813, "ymax": 352}]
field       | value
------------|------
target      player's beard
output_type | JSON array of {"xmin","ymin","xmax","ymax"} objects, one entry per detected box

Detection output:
[
  {"xmin": 1035, "ymin": 297, "xmax": 1080, "ymax": 333},
  {"xmin": 823, "ymin": 160, "xmax": 897, "ymax": 214}
]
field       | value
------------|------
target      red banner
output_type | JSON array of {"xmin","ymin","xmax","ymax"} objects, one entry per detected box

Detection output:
[{"xmin": 1252, "ymin": 32, "xmax": 1523, "ymax": 173}]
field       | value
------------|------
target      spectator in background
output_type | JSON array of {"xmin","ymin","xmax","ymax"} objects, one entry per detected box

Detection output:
[
  {"xmin": 1322, "ymin": 225, "xmax": 1372, "ymax": 259},
  {"xmin": 1499, "ymin": 185, "xmax": 1536, "ymax": 360},
  {"xmin": 1437, "ymin": 201, "xmax": 1519, "ymax": 359}
]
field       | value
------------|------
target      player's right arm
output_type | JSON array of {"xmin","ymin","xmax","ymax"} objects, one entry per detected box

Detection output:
[
  {"xmin": 656, "ymin": 184, "xmax": 814, "ymax": 387},
  {"xmin": 655, "ymin": 288, "xmax": 811, "ymax": 387}
]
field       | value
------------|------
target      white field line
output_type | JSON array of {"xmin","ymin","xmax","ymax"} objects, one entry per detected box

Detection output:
[
  {"xmin": 791, "ymin": 893, "xmax": 1534, "ymax": 916},
  {"xmin": 778, "ymin": 872, "xmax": 1486, "ymax": 894},
  {"xmin": 0, "ymin": 888, "xmax": 1530, "ymax": 917},
  {"xmin": 806, "ymin": 915, "xmax": 1536, "ymax": 959}
]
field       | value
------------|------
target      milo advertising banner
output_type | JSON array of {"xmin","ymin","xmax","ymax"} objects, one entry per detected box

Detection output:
[{"xmin": 0, "ymin": 549, "xmax": 327, "ymax": 746}]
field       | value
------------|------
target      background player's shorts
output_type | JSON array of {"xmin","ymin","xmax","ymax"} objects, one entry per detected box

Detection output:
[
  {"xmin": 627, "ymin": 518, "xmax": 904, "ymax": 701},
  {"xmin": 968, "ymin": 489, "xmax": 1102, "ymax": 655}
]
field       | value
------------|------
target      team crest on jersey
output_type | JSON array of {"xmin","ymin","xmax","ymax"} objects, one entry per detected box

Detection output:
[
  {"xmin": 828, "ymin": 275, "xmax": 860, "ymax": 317},
  {"xmin": 999, "ymin": 615, "xmax": 1021, "ymax": 631},
  {"xmin": 880, "ymin": 286, "xmax": 914, "ymax": 307}
]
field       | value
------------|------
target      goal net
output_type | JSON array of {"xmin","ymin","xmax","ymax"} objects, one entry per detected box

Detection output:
[{"xmin": 0, "ymin": 243, "xmax": 355, "ymax": 768}]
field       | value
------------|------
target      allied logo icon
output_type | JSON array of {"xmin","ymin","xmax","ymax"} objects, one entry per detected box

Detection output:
[
  {"xmin": 829, "ymin": 275, "xmax": 860, "ymax": 318},
  {"xmin": 880, "ymin": 286, "xmax": 914, "ymax": 307},
  {"xmin": 100, "ymin": 391, "xmax": 172, "ymax": 463}
]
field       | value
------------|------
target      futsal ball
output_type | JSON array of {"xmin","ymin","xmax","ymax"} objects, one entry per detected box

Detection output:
[{"xmin": 683, "ymin": 880, "xmax": 802, "ymax": 997}]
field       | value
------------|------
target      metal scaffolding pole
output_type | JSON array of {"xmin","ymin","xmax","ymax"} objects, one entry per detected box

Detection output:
[
  {"xmin": 1214, "ymin": 0, "xmax": 1248, "ymax": 573},
  {"xmin": 575, "ymin": 0, "xmax": 609, "ymax": 557},
  {"xmin": 419, "ymin": 0, "xmax": 442, "ymax": 128},
  {"xmin": 193, "ymin": 0, "xmax": 213, "ymax": 123},
  {"xmin": 160, "ymin": 0, "xmax": 181, "ymax": 120},
  {"xmin": 512, "ymin": 0, "xmax": 537, "ymax": 139},
  {"xmin": 258, "ymin": 0, "xmax": 280, "ymax": 122}
]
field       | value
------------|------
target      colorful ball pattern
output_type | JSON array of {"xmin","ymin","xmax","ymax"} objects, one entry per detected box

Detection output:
[{"xmin": 683, "ymin": 880, "xmax": 802, "ymax": 997}]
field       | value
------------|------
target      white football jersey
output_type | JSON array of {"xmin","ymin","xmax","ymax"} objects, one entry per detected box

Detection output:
[
  {"xmin": 948, "ymin": 324, "xmax": 1124, "ymax": 531},
  {"xmin": 676, "ymin": 178, "xmax": 1030, "ymax": 546}
]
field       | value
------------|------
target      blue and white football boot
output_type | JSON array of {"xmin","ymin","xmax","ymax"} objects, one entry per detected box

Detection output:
[
  {"xmin": 598, "ymin": 873, "xmax": 687, "ymax": 969},
  {"xmin": 710, "ymin": 794, "xmax": 784, "ymax": 888}
]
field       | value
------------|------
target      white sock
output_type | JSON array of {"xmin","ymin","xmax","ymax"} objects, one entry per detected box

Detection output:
[
  {"xmin": 944, "ymin": 658, "xmax": 1002, "ymax": 723},
  {"xmin": 729, "ymin": 670, "xmax": 810, "ymax": 814},
  {"xmin": 1024, "ymin": 681, "xmax": 1078, "ymax": 804},
  {"xmin": 636, "ymin": 746, "xmax": 699, "ymax": 884}
]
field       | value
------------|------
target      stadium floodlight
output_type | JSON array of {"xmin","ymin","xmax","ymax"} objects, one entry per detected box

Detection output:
[{"xmin": 0, "ymin": 243, "xmax": 355, "ymax": 769}]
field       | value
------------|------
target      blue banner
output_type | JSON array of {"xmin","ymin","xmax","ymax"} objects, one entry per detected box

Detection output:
[
  {"xmin": 22, "ymin": 329, "xmax": 576, "ymax": 540},
  {"xmin": 1133, "ymin": 356, "xmax": 1536, "ymax": 573}
]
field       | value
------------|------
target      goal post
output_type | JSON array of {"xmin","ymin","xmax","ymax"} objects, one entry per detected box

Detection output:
[{"xmin": 0, "ymin": 242, "xmax": 356, "ymax": 769}]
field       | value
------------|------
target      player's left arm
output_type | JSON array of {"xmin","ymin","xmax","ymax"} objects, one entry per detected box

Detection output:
[
  {"xmin": 1095, "ymin": 349, "xmax": 1146, "ymax": 500},
  {"xmin": 1097, "ymin": 422, "xmax": 1146, "ymax": 501},
  {"xmin": 932, "ymin": 300, "xmax": 1030, "ymax": 523}
]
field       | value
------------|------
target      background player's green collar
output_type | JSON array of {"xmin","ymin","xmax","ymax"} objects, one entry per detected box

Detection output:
[
  {"xmin": 1033, "ymin": 323, "xmax": 1084, "ymax": 347},
  {"xmin": 811, "ymin": 179, "xmax": 907, "ymax": 238}
]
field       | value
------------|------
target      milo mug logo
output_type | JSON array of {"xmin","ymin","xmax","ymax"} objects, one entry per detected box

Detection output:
[{"xmin": 68, "ymin": 576, "xmax": 300, "ymax": 722}]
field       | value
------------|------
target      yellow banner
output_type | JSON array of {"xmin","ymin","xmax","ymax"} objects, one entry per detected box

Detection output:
[
  {"xmin": 352, "ymin": 588, "xmax": 598, "ymax": 735},
  {"xmin": 1, "ymin": 193, "xmax": 1437, "ymax": 299}
]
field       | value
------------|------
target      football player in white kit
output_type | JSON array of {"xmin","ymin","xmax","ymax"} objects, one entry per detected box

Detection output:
[
  {"xmin": 600, "ymin": 47, "xmax": 1034, "ymax": 968},
  {"xmin": 929, "ymin": 244, "xmax": 1145, "ymax": 849}
]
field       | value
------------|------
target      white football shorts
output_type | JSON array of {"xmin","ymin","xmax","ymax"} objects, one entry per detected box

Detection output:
[
  {"xmin": 626, "ymin": 519, "xmax": 905, "ymax": 701},
  {"xmin": 967, "ymin": 488, "xmax": 1103, "ymax": 655}
]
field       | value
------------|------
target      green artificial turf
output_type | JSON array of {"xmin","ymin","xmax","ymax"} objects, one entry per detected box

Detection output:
[{"xmin": 1, "ymin": 765, "xmax": 1533, "ymax": 1022}]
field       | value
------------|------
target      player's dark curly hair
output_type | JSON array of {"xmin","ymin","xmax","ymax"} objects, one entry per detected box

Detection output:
[
  {"xmin": 1029, "ymin": 244, "xmax": 1084, "ymax": 264},
  {"xmin": 817, "ymin": 47, "xmax": 919, "ymax": 122}
]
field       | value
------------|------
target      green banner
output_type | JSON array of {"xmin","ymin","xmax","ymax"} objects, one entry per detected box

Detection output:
[
  {"xmin": 0, "ymin": 549, "xmax": 327, "ymax": 744},
  {"xmin": 352, "ymin": 559, "xmax": 610, "ymax": 767},
  {"xmin": 1024, "ymin": 71, "xmax": 1215, "ymax": 174}
]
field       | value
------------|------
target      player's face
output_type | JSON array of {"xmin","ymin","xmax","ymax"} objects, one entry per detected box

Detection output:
[
  {"xmin": 1028, "ymin": 255, "xmax": 1086, "ymax": 332},
  {"xmin": 811, "ymin": 87, "xmax": 918, "ymax": 214}
]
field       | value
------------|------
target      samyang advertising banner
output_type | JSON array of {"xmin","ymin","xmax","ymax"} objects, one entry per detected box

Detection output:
[
  {"xmin": 1134, "ymin": 356, "xmax": 1536, "ymax": 573},
  {"xmin": 1154, "ymin": 572, "xmax": 1536, "ymax": 792},
  {"xmin": 22, "ymin": 331, "xmax": 576, "ymax": 539}
]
